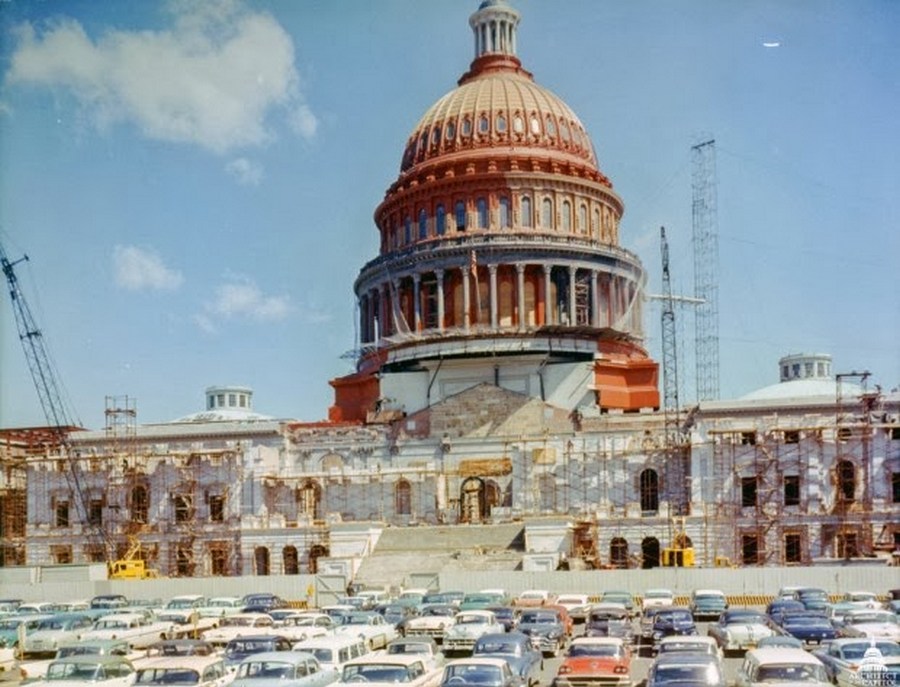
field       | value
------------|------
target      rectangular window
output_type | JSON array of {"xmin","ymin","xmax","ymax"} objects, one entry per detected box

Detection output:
[
  {"xmin": 783, "ymin": 430, "xmax": 800, "ymax": 444},
  {"xmin": 784, "ymin": 475, "xmax": 800, "ymax": 506},
  {"xmin": 740, "ymin": 431, "xmax": 756, "ymax": 445},
  {"xmin": 209, "ymin": 494, "xmax": 225, "ymax": 522},
  {"xmin": 893, "ymin": 472, "xmax": 900, "ymax": 504},
  {"xmin": 89, "ymin": 498, "xmax": 103, "ymax": 526},
  {"xmin": 741, "ymin": 477, "xmax": 757, "ymax": 508},
  {"xmin": 209, "ymin": 542, "xmax": 229, "ymax": 576},
  {"xmin": 51, "ymin": 544, "xmax": 72, "ymax": 565},
  {"xmin": 892, "ymin": 427, "xmax": 900, "ymax": 441},
  {"xmin": 55, "ymin": 500, "xmax": 70, "ymax": 528},
  {"xmin": 173, "ymin": 495, "xmax": 193, "ymax": 523},
  {"xmin": 784, "ymin": 533, "xmax": 802, "ymax": 563},
  {"xmin": 741, "ymin": 534, "xmax": 760, "ymax": 565}
]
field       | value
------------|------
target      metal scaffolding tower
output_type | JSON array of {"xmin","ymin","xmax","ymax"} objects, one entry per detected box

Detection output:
[{"xmin": 691, "ymin": 139, "xmax": 720, "ymax": 401}]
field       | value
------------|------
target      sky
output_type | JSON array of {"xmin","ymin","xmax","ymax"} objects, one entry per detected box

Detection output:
[{"xmin": 1, "ymin": 0, "xmax": 898, "ymax": 430}]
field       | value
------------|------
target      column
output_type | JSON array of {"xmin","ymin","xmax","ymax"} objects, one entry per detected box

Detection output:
[
  {"xmin": 568, "ymin": 265, "xmax": 577, "ymax": 326},
  {"xmin": 413, "ymin": 274, "xmax": 422, "ymax": 333},
  {"xmin": 462, "ymin": 266, "xmax": 471, "ymax": 331},
  {"xmin": 608, "ymin": 277, "xmax": 617, "ymax": 327},
  {"xmin": 379, "ymin": 283, "xmax": 388, "ymax": 338},
  {"xmin": 516, "ymin": 263, "xmax": 526, "ymax": 329},
  {"xmin": 543, "ymin": 264, "xmax": 552, "ymax": 325},
  {"xmin": 436, "ymin": 270, "xmax": 445, "ymax": 332},
  {"xmin": 489, "ymin": 264, "xmax": 499, "ymax": 329},
  {"xmin": 590, "ymin": 270, "xmax": 599, "ymax": 327}
]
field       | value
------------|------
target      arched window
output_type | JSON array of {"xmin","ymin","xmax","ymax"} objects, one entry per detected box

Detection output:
[
  {"xmin": 542, "ymin": 198, "xmax": 554, "ymax": 229},
  {"xmin": 530, "ymin": 115, "xmax": 541, "ymax": 135},
  {"xmin": 477, "ymin": 197, "xmax": 488, "ymax": 229},
  {"xmin": 478, "ymin": 114, "xmax": 489, "ymax": 133},
  {"xmin": 579, "ymin": 204, "xmax": 587, "ymax": 233},
  {"xmin": 254, "ymin": 546, "xmax": 270, "ymax": 576},
  {"xmin": 418, "ymin": 208, "xmax": 428, "ymax": 239},
  {"xmin": 404, "ymin": 216, "xmax": 412, "ymax": 245},
  {"xmin": 436, "ymin": 204, "xmax": 446, "ymax": 236},
  {"xmin": 283, "ymin": 546, "xmax": 299, "ymax": 575},
  {"xmin": 640, "ymin": 469, "xmax": 659, "ymax": 513},
  {"xmin": 395, "ymin": 479, "xmax": 412, "ymax": 516},
  {"xmin": 461, "ymin": 118, "xmax": 472, "ymax": 137},
  {"xmin": 499, "ymin": 197, "xmax": 510, "ymax": 228},
  {"xmin": 610, "ymin": 538, "xmax": 628, "ymax": 568},
  {"xmin": 837, "ymin": 460, "xmax": 856, "ymax": 502},
  {"xmin": 431, "ymin": 126, "xmax": 441, "ymax": 145},
  {"xmin": 593, "ymin": 208, "xmax": 600, "ymax": 238},
  {"xmin": 496, "ymin": 114, "xmax": 507, "ymax": 132},
  {"xmin": 521, "ymin": 196, "xmax": 532, "ymax": 228},
  {"xmin": 446, "ymin": 120, "xmax": 456, "ymax": 140},
  {"xmin": 131, "ymin": 485, "xmax": 148, "ymax": 524},
  {"xmin": 546, "ymin": 117, "xmax": 557, "ymax": 137},
  {"xmin": 562, "ymin": 200, "xmax": 572, "ymax": 232},
  {"xmin": 455, "ymin": 201, "xmax": 467, "ymax": 231},
  {"xmin": 296, "ymin": 480, "xmax": 321, "ymax": 521}
]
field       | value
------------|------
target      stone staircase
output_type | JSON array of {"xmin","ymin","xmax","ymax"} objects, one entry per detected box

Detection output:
[{"xmin": 353, "ymin": 522, "xmax": 525, "ymax": 589}]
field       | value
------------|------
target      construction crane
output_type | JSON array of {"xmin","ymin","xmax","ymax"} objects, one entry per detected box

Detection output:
[{"xmin": 1, "ymin": 240, "xmax": 112, "ymax": 558}]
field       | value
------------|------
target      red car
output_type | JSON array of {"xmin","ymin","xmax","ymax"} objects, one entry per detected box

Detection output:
[{"xmin": 552, "ymin": 637, "xmax": 632, "ymax": 687}]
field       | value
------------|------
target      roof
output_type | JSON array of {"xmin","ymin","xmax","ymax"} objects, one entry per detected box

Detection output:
[{"xmin": 741, "ymin": 378, "xmax": 861, "ymax": 402}]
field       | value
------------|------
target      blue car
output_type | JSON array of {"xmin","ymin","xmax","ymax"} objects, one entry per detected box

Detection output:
[
  {"xmin": 473, "ymin": 632, "xmax": 542, "ymax": 687},
  {"xmin": 778, "ymin": 611, "xmax": 837, "ymax": 647}
]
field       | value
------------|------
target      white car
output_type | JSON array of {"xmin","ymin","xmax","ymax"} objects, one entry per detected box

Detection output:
[
  {"xmin": 156, "ymin": 596, "xmax": 211, "ymax": 628},
  {"xmin": 842, "ymin": 591, "xmax": 884, "ymax": 610},
  {"xmin": 277, "ymin": 613, "xmax": 335, "ymax": 643},
  {"xmin": 736, "ymin": 647, "xmax": 831, "ymax": 687},
  {"xmin": 81, "ymin": 613, "xmax": 176, "ymax": 649},
  {"xmin": 334, "ymin": 612, "xmax": 398, "ymax": 651},
  {"xmin": 134, "ymin": 654, "xmax": 231, "ymax": 687},
  {"xmin": 443, "ymin": 611, "xmax": 505, "ymax": 654},
  {"xmin": 404, "ymin": 605, "xmax": 458, "ymax": 643},
  {"xmin": 202, "ymin": 613, "xmax": 277, "ymax": 646},
  {"xmin": 555, "ymin": 595, "xmax": 591, "ymax": 623},
  {"xmin": 839, "ymin": 609, "xmax": 900, "ymax": 642},
  {"xmin": 22, "ymin": 614, "xmax": 95, "ymax": 658},
  {"xmin": 198, "ymin": 597, "xmax": 246, "ymax": 620},
  {"xmin": 514, "ymin": 591, "xmax": 553, "ymax": 607},
  {"xmin": 708, "ymin": 609, "xmax": 776, "ymax": 654},
  {"xmin": 641, "ymin": 589, "xmax": 675, "ymax": 612},
  {"xmin": 335, "ymin": 653, "xmax": 443, "ymax": 687},
  {"xmin": 292, "ymin": 635, "xmax": 369, "ymax": 672}
]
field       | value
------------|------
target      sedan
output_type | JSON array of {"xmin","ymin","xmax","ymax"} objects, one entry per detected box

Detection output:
[
  {"xmin": 707, "ymin": 609, "xmax": 776, "ymax": 655},
  {"xmin": 778, "ymin": 612, "xmax": 837, "ymax": 646},
  {"xmin": 515, "ymin": 609, "xmax": 568, "ymax": 657},
  {"xmin": 230, "ymin": 651, "xmax": 339, "ymax": 687},
  {"xmin": 439, "ymin": 657, "xmax": 523, "ymax": 687},
  {"xmin": 838, "ymin": 610, "xmax": 900, "ymax": 642},
  {"xmin": 552, "ymin": 637, "xmax": 631, "ymax": 687},
  {"xmin": 30, "ymin": 655, "xmax": 136, "ymax": 687},
  {"xmin": 472, "ymin": 632, "xmax": 541, "ymax": 687},
  {"xmin": 646, "ymin": 653, "xmax": 726, "ymax": 687},
  {"xmin": 813, "ymin": 637, "xmax": 900, "ymax": 687}
]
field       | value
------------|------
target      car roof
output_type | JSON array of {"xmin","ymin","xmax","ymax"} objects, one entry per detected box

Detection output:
[
  {"xmin": 293, "ymin": 635, "xmax": 365, "ymax": 649},
  {"xmin": 445, "ymin": 658, "xmax": 508, "ymax": 668},
  {"xmin": 652, "ymin": 652, "xmax": 720, "ymax": 666},
  {"xmin": 344, "ymin": 654, "xmax": 424, "ymax": 667},
  {"xmin": 570, "ymin": 636, "xmax": 625, "ymax": 646},
  {"xmin": 747, "ymin": 647, "xmax": 825, "ymax": 665},
  {"xmin": 237, "ymin": 651, "xmax": 317, "ymax": 665}
]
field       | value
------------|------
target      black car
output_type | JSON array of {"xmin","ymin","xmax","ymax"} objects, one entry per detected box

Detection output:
[
  {"xmin": 241, "ymin": 593, "xmax": 289, "ymax": 614},
  {"xmin": 765, "ymin": 598, "xmax": 806, "ymax": 625},
  {"xmin": 778, "ymin": 611, "xmax": 837, "ymax": 646},
  {"xmin": 487, "ymin": 606, "xmax": 520, "ymax": 633},
  {"xmin": 515, "ymin": 609, "xmax": 568, "ymax": 657},
  {"xmin": 650, "ymin": 608, "xmax": 698, "ymax": 653}
]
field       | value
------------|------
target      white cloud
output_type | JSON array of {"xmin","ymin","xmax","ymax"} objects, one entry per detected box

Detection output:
[
  {"xmin": 113, "ymin": 245, "xmax": 183, "ymax": 291},
  {"xmin": 6, "ymin": 1, "xmax": 317, "ymax": 154},
  {"xmin": 225, "ymin": 157, "xmax": 263, "ymax": 186},
  {"xmin": 206, "ymin": 275, "xmax": 291, "ymax": 322}
]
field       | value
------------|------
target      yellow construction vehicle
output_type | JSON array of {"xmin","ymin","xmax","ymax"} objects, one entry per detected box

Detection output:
[
  {"xmin": 661, "ymin": 520, "xmax": 695, "ymax": 567},
  {"xmin": 108, "ymin": 535, "xmax": 159, "ymax": 579}
]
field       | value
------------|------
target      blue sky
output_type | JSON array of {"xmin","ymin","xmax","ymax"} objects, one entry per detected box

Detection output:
[{"xmin": 1, "ymin": 0, "xmax": 898, "ymax": 430}]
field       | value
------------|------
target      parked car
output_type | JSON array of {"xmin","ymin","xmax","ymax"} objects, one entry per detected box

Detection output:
[
  {"xmin": 29, "ymin": 655, "xmax": 136, "ymax": 687},
  {"xmin": 552, "ymin": 637, "xmax": 631, "ymax": 687},
  {"xmin": 376, "ymin": 603, "xmax": 419, "ymax": 635},
  {"xmin": 646, "ymin": 652, "xmax": 726, "ymax": 687},
  {"xmin": 641, "ymin": 590, "xmax": 676, "ymax": 613},
  {"xmin": 0, "ymin": 614, "xmax": 53, "ymax": 651},
  {"xmin": 386, "ymin": 637, "xmax": 446, "ymax": 673},
  {"xmin": 655, "ymin": 635, "xmax": 722, "ymax": 661},
  {"xmin": 553, "ymin": 595, "xmax": 590, "ymax": 625},
  {"xmin": 777, "ymin": 611, "xmax": 837, "ymax": 647},
  {"xmin": 443, "ymin": 611, "xmax": 505, "ymax": 655},
  {"xmin": 765, "ymin": 599, "xmax": 806, "ymax": 625},
  {"xmin": 224, "ymin": 635, "xmax": 294, "ymax": 668},
  {"xmin": 813, "ymin": 638, "xmax": 900, "ymax": 687},
  {"xmin": 22, "ymin": 613, "xmax": 95, "ymax": 658},
  {"xmin": 689, "ymin": 590, "xmax": 728, "ymax": 620},
  {"xmin": 158, "ymin": 596, "xmax": 208, "ymax": 626},
  {"xmin": 335, "ymin": 653, "xmax": 443, "ymax": 687},
  {"xmin": 472, "ymin": 632, "xmax": 541, "ymax": 687},
  {"xmin": 422, "ymin": 593, "xmax": 464, "ymax": 609},
  {"xmin": 648, "ymin": 608, "xmax": 698, "ymax": 654},
  {"xmin": 292, "ymin": 635, "xmax": 369, "ymax": 672},
  {"xmin": 485, "ymin": 607, "xmax": 519, "ymax": 634},
  {"xmin": 277, "ymin": 613, "xmax": 336, "ymax": 643},
  {"xmin": 134, "ymin": 654, "xmax": 231, "ymax": 687},
  {"xmin": 512, "ymin": 591, "xmax": 553, "ymax": 608},
  {"xmin": 515, "ymin": 609, "xmax": 569, "ymax": 657},
  {"xmin": 404, "ymin": 605, "xmax": 458, "ymax": 643},
  {"xmin": 459, "ymin": 594, "xmax": 508, "ymax": 613},
  {"xmin": 81, "ymin": 612, "xmax": 175, "ymax": 649},
  {"xmin": 838, "ymin": 609, "xmax": 900, "ymax": 641},
  {"xmin": 139, "ymin": 639, "xmax": 217, "ymax": 660},
  {"xmin": 334, "ymin": 612, "xmax": 398, "ymax": 651},
  {"xmin": 841, "ymin": 591, "xmax": 884, "ymax": 610},
  {"xmin": 796, "ymin": 588, "xmax": 832, "ymax": 614},
  {"xmin": 735, "ymin": 647, "xmax": 830, "ymax": 687},
  {"xmin": 439, "ymin": 657, "xmax": 523, "ymax": 687},
  {"xmin": 22, "ymin": 638, "xmax": 134, "ymax": 680},
  {"xmin": 584, "ymin": 604, "xmax": 633, "ymax": 644},
  {"xmin": 598, "ymin": 592, "xmax": 635, "ymax": 619},
  {"xmin": 197, "ymin": 597, "xmax": 245, "ymax": 620},
  {"xmin": 242, "ymin": 594, "xmax": 290, "ymax": 614},
  {"xmin": 230, "ymin": 650, "xmax": 339, "ymax": 687},
  {"xmin": 204, "ymin": 613, "xmax": 277, "ymax": 646},
  {"xmin": 89, "ymin": 596, "xmax": 129, "ymax": 612},
  {"xmin": 707, "ymin": 609, "xmax": 776, "ymax": 655}
]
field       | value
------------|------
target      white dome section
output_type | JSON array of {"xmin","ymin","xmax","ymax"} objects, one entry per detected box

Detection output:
[
  {"xmin": 172, "ymin": 385, "xmax": 273, "ymax": 423},
  {"xmin": 741, "ymin": 353, "xmax": 862, "ymax": 401}
]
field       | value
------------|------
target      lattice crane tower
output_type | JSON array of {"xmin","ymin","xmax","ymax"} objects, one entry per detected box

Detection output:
[{"xmin": 691, "ymin": 139, "xmax": 720, "ymax": 401}]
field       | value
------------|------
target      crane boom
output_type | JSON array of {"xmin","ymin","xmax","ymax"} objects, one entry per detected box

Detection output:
[{"xmin": 1, "ymin": 240, "xmax": 111, "ymax": 554}]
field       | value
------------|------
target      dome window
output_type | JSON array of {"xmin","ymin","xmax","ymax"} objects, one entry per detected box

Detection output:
[
  {"xmin": 455, "ymin": 201, "xmax": 467, "ymax": 231},
  {"xmin": 513, "ymin": 115, "xmax": 524, "ymax": 133},
  {"xmin": 419, "ymin": 132, "xmax": 427, "ymax": 154},
  {"xmin": 446, "ymin": 120, "xmax": 456, "ymax": 140},
  {"xmin": 436, "ymin": 204, "xmax": 446, "ymax": 236},
  {"xmin": 546, "ymin": 117, "xmax": 557, "ymax": 137},
  {"xmin": 478, "ymin": 114, "xmax": 490, "ymax": 134},
  {"xmin": 432, "ymin": 126, "xmax": 441, "ymax": 145},
  {"xmin": 462, "ymin": 118, "xmax": 472, "ymax": 137},
  {"xmin": 579, "ymin": 204, "xmax": 587, "ymax": 234},
  {"xmin": 560, "ymin": 121, "xmax": 570, "ymax": 142},
  {"xmin": 562, "ymin": 200, "xmax": 572, "ymax": 231},
  {"xmin": 521, "ymin": 196, "xmax": 533, "ymax": 228},
  {"xmin": 404, "ymin": 216, "xmax": 412, "ymax": 245},
  {"xmin": 542, "ymin": 198, "xmax": 554, "ymax": 229},
  {"xmin": 477, "ymin": 197, "xmax": 488, "ymax": 229},
  {"xmin": 418, "ymin": 208, "xmax": 428, "ymax": 240},
  {"xmin": 496, "ymin": 114, "xmax": 507, "ymax": 132},
  {"xmin": 530, "ymin": 115, "xmax": 541, "ymax": 135},
  {"xmin": 499, "ymin": 197, "xmax": 511, "ymax": 228}
]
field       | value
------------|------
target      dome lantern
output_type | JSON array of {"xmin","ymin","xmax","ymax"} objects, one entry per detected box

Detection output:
[{"xmin": 469, "ymin": 0, "xmax": 520, "ymax": 60}]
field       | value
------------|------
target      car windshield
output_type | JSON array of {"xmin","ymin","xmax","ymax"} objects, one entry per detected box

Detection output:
[
  {"xmin": 47, "ymin": 663, "xmax": 103, "ymax": 681},
  {"xmin": 342, "ymin": 664, "xmax": 414, "ymax": 683},
  {"xmin": 848, "ymin": 612, "xmax": 896, "ymax": 624},
  {"xmin": 94, "ymin": 619, "xmax": 129, "ymax": 630},
  {"xmin": 221, "ymin": 616, "xmax": 259, "ymax": 627},
  {"xmin": 658, "ymin": 641, "xmax": 714, "ymax": 655},
  {"xmin": 756, "ymin": 665, "xmax": 829, "ymax": 683},
  {"xmin": 237, "ymin": 661, "xmax": 296, "ymax": 679},
  {"xmin": 341, "ymin": 614, "xmax": 373, "ymax": 626},
  {"xmin": 389, "ymin": 643, "xmax": 430, "ymax": 655},
  {"xmin": 784, "ymin": 616, "xmax": 828, "ymax": 626},
  {"xmin": 475, "ymin": 641, "xmax": 520, "ymax": 655},
  {"xmin": 654, "ymin": 664, "xmax": 721, "ymax": 685},
  {"xmin": 725, "ymin": 612, "xmax": 766, "ymax": 625},
  {"xmin": 840, "ymin": 642, "xmax": 900, "ymax": 659},
  {"xmin": 457, "ymin": 615, "xmax": 487, "ymax": 625},
  {"xmin": 657, "ymin": 611, "xmax": 693, "ymax": 623},
  {"xmin": 135, "ymin": 668, "xmax": 201, "ymax": 685},
  {"xmin": 443, "ymin": 665, "xmax": 502, "ymax": 685},
  {"xmin": 227, "ymin": 640, "xmax": 274, "ymax": 655},
  {"xmin": 568, "ymin": 644, "xmax": 621, "ymax": 658},
  {"xmin": 166, "ymin": 599, "xmax": 198, "ymax": 609},
  {"xmin": 520, "ymin": 612, "xmax": 557, "ymax": 624}
]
